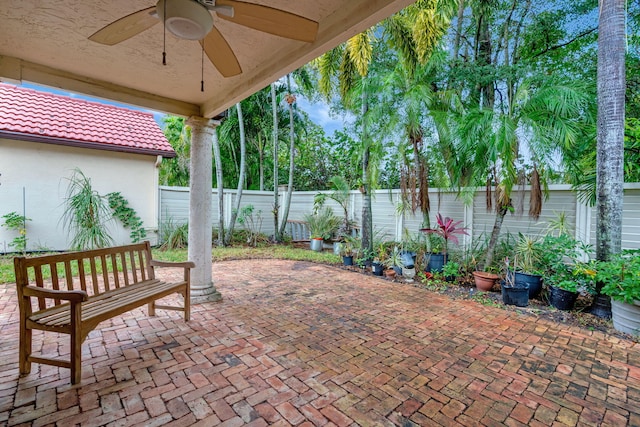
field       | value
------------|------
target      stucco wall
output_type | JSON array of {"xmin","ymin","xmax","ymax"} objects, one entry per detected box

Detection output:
[{"xmin": 0, "ymin": 138, "xmax": 160, "ymax": 252}]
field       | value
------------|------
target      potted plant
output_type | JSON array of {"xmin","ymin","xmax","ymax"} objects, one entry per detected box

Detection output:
[
  {"xmin": 372, "ymin": 242, "xmax": 387, "ymax": 276},
  {"xmin": 340, "ymin": 236, "xmax": 359, "ymax": 266},
  {"xmin": 420, "ymin": 213, "xmax": 468, "ymax": 273},
  {"xmin": 442, "ymin": 261, "xmax": 460, "ymax": 283},
  {"xmin": 501, "ymin": 258, "xmax": 529, "ymax": 307},
  {"xmin": 303, "ymin": 207, "xmax": 341, "ymax": 252},
  {"xmin": 513, "ymin": 233, "xmax": 544, "ymax": 298},
  {"xmin": 546, "ymin": 268, "xmax": 580, "ymax": 310},
  {"xmin": 597, "ymin": 250, "xmax": 640, "ymax": 336},
  {"xmin": 384, "ymin": 246, "xmax": 405, "ymax": 276},
  {"xmin": 472, "ymin": 269, "xmax": 499, "ymax": 291},
  {"xmin": 313, "ymin": 175, "xmax": 354, "ymax": 241}
]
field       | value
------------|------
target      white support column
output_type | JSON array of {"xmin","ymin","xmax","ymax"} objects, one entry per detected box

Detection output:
[{"xmin": 187, "ymin": 116, "xmax": 222, "ymax": 303}]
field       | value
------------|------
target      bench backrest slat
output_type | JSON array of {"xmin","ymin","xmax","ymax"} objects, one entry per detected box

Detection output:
[
  {"xmin": 136, "ymin": 251, "xmax": 143, "ymax": 281},
  {"xmin": 50, "ymin": 262, "xmax": 61, "ymax": 305},
  {"xmin": 100, "ymin": 255, "xmax": 110, "ymax": 291},
  {"xmin": 111, "ymin": 255, "xmax": 120, "ymax": 289},
  {"xmin": 129, "ymin": 250, "xmax": 139, "ymax": 283},
  {"xmin": 78, "ymin": 260, "xmax": 87, "ymax": 292},
  {"xmin": 34, "ymin": 265, "xmax": 46, "ymax": 310},
  {"xmin": 121, "ymin": 251, "xmax": 130, "ymax": 287},
  {"xmin": 64, "ymin": 260, "xmax": 74, "ymax": 292},
  {"xmin": 89, "ymin": 257, "xmax": 99, "ymax": 295}
]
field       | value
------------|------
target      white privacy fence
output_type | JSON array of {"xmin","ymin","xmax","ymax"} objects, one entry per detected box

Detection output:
[{"xmin": 159, "ymin": 184, "xmax": 640, "ymax": 250}]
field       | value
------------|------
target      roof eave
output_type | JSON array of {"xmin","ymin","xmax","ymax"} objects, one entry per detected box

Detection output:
[{"xmin": 0, "ymin": 130, "xmax": 176, "ymax": 158}]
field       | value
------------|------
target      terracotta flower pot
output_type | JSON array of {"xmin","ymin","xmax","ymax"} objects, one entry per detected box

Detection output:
[
  {"xmin": 473, "ymin": 271, "xmax": 499, "ymax": 291},
  {"xmin": 384, "ymin": 269, "xmax": 397, "ymax": 278}
]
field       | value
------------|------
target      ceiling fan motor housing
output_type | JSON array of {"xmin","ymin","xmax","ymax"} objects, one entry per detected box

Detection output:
[{"xmin": 156, "ymin": 0, "xmax": 213, "ymax": 40}]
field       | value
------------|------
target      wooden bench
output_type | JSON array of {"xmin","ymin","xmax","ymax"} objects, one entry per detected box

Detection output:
[{"xmin": 14, "ymin": 241, "xmax": 194, "ymax": 385}]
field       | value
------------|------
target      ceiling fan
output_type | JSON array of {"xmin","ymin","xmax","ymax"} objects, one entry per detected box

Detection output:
[{"xmin": 89, "ymin": 0, "xmax": 319, "ymax": 77}]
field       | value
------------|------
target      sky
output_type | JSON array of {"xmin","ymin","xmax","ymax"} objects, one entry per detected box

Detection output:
[{"xmin": 296, "ymin": 96, "xmax": 346, "ymax": 135}]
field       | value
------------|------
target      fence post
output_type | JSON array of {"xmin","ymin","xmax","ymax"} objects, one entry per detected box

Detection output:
[
  {"xmin": 575, "ymin": 196, "xmax": 592, "ymax": 246},
  {"xmin": 464, "ymin": 200, "xmax": 474, "ymax": 249}
]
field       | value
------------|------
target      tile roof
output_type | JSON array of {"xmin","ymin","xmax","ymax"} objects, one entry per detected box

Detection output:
[{"xmin": 0, "ymin": 83, "xmax": 175, "ymax": 157}]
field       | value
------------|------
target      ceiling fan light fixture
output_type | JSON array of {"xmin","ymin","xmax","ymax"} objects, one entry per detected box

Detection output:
[{"xmin": 157, "ymin": 0, "xmax": 213, "ymax": 40}]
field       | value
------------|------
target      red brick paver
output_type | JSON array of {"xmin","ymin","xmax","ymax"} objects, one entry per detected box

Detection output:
[{"xmin": 1, "ymin": 259, "xmax": 639, "ymax": 426}]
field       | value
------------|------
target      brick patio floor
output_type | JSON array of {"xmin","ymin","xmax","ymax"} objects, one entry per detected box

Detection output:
[{"xmin": 1, "ymin": 259, "xmax": 640, "ymax": 426}]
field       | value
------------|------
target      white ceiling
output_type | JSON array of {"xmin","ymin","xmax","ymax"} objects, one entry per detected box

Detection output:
[{"xmin": 0, "ymin": 0, "xmax": 415, "ymax": 118}]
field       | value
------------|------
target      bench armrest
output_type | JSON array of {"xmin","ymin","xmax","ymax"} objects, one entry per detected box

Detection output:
[
  {"xmin": 150, "ymin": 260, "xmax": 196, "ymax": 269},
  {"xmin": 23, "ymin": 286, "xmax": 89, "ymax": 302}
]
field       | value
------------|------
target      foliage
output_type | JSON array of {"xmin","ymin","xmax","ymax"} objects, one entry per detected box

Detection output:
[
  {"xmin": 420, "ymin": 213, "xmax": 468, "ymax": 254},
  {"xmin": 339, "ymin": 235, "xmax": 359, "ymax": 257},
  {"xmin": 597, "ymin": 250, "xmax": 640, "ymax": 304},
  {"xmin": 514, "ymin": 233, "xmax": 543, "ymax": 274},
  {"xmin": 442, "ymin": 261, "xmax": 460, "ymax": 279},
  {"xmin": 2, "ymin": 212, "xmax": 30, "ymax": 254},
  {"xmin": 303, "ymin": 207, "xmax": 341, "ymax": 241},
  {"xmin": 313, "ymin": 175, "xmax": 353, "ymax": 238},
  {"xmin": 235, "ymin": 205, "xmax": 264, "ymax": 247},
  {"xmin": 159, "ymin": 218, "xmax": 188, "ymax": 250},
  {"xmin": 106, "ymin": 192, "xmax": 146, "ymax": 243},
  {"xmin": 62, "ymin": 169, "xmax": 113, "ymax": 250},
  {"xmin": 384, "ymin": 246, "xmax": 404, "ymax": 269},
  {"xmin": 159, "ymin": 116, "xmax": 191, "ymax": 187}
]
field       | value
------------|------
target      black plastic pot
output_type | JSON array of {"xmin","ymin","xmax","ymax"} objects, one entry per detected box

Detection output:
[
  {"xmin": 424, "ymin": 253, "xmax": 447, "ymax": 273},
  {"xmin": 372, "ymin": 262, "xmax": 384, "ymax": 276},
  {"xmin": 501, "ymin": 282, "xmax": 529, "ymax": 307},
  {"xmin": 514, "ymin": 272, "xmax": 543, "ymax": 299},
  {"xmin": 549, "ymin": 286, "xmax": 578, "ymax": 311},
  {"xmin": 342, "ymin": 255, "xmax": 354, "ymax": 266}
]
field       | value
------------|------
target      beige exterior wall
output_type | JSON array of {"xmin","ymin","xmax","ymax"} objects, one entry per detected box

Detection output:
[{"xmin": 0, "ymin": 138, "xmax": 160, "ymax": 252}]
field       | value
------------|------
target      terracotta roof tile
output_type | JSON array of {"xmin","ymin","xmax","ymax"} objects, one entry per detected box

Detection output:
[{"xmin": 0, "ymin": 83, "xmax": 175, "ymax": 157}]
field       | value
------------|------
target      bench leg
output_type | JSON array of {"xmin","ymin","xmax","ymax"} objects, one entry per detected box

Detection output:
[
  {"xmin": 19, "ymin": 318, "xmax": 32, "ymax": 375},
  {"xmin": 148, "ymin": 301, "xmax": 156, "ymax": 316},
  {"xmin": 183, "ymin": 289, "xmax": 190, "ymax": 321},
  {"xmin": 70, "ymin": 304, "xmax": 82, "ymax": 385}
]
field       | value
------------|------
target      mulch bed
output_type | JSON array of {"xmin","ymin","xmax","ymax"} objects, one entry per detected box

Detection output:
[{"xmin": 335, "ymin": 261, "xmax": 637, "ymax": 342}]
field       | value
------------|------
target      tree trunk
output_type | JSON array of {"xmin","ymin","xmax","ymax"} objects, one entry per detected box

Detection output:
[
  {"xmin": 592, "ymin": 0, "xmax": 626, "ymax": 318},
  {"xmin": 478, "ymin": 13, "xmax": 494, "ymax": 109},
  {"xmin": 483, "ymin": 204, "xmax": 508, "ymax": 269},
  {"xmin": 271, "ymin": 83, "xmax": 281, "ymax": 242},
  {"xmin": 225, "ymin": 102, "xmax": 247, "ymax": 245},
  {"xmin": 258, "ymin": 135, "xmax": 264, "ymax": 191},
  {"xmin": 452, "ymin": 0, "xmax": 465, "ymax": 59},
  {"xmin": 278, "ymin": 74, "xmax": 296, "ymax": 238},
  {"xmin": 360, "ymin": 80, "xmax": 373, "ymax": 258},
  {"xmin": 212, "ymin": 126, "xmax": 225, "ymax": 246}
]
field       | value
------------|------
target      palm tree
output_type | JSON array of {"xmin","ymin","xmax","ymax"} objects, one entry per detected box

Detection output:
[
  {"xmin": 212, "ymin": 126, "xmax": 225, "ymax": 246},
  {"xmin": 224, "ymin": 102, "xmax": 247, "ymax": 246},
  {"xmin": 592, "ymin": 0, "xmax": 626, "ymax": 318},
  {"xmin": 315, "ymin": 29, "xmax": 375, "ymax": 255},
  {"xmin": 271, "ymin": 82, "xmax": 281, "ymax": 242},
  {"xmin": 456, "ymin": 77, "xmax": 593, "ymax": 268},
  {"xmin": 278, "ymin": 69, "xmax": 314, "ymax": 238}
]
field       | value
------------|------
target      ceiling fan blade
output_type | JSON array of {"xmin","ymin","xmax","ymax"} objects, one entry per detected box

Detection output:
[
  {"xmin": 215, "ymin": 0, "xmax": 318, "ymax": 43},
  {"xmin": 89, "ymin": 6, "xmax": 159, "ymax": 45},
  {"xmin": 200, "ymin": 27, "xmax": 242, "ymax": 77}
]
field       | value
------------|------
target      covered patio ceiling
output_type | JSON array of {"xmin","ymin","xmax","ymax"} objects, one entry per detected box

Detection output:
[{"xmin": 0, "ymin": 0, "xmax": 414, "ymax": 118}]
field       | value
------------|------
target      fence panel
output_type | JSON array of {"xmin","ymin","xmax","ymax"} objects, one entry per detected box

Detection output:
[{"xmin": 159, "ymin": 184, "xmax": 640, "ymax": 250}]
